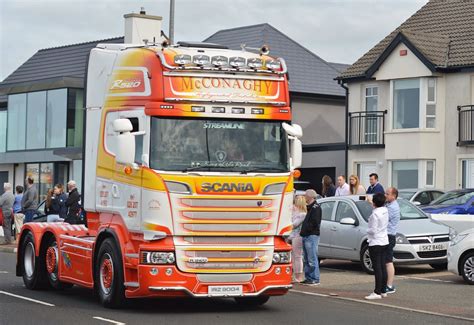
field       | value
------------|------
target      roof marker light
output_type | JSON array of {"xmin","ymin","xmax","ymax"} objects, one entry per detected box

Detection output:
[
  {"xmin": 231, "ymin": 107, "xmax": 245, "ymax": 114},
  {"xmin": 193, "ymin": 55, "xmax": 210, "ymax": 66},
  {"xmin": 251, "ymin": 108, "xmax": 264, "ymax": 115},
  {"xmin": 265, "ymin": 59, "xmax": 281, "ymax": 70},
  {"xmin": 229, "ymin": 57, "xmax": 246, "ymax": 68},
  {"xmin": 174, "ymin": 54, "xmax": 191, "ymax": 65},
  {"xmin": 212, "ymin": 107, "xmax": 225, "ymax": 113},
  {"xmin": 191, "ymin": 106, "xmax": 205, "ymax": 112},
  {"xmin": 211, "ymin": 55, "xmax": 228, "ymax": 67},
  {"xmin": 247, "ymin": 58, "xmax": 263, "ymax": 69}
]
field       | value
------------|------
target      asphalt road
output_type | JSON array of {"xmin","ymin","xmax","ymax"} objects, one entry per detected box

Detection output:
[{"xmin": 0, "ymin": 252, "xmax": 472, "ymax": 325}]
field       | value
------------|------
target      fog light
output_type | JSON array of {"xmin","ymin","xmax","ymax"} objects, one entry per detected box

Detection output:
[
  {"xmin": 286, "ymin": 267, "xmax": 291, "ymax": 274},
  {"xmin": 150, "ymin": 268, "xmax": 158, "ymax": 276},
  {"xmin": 275, "ymin": 267, "xmax": 281, "ymax": 275},
  {"xmin": 166, "ymin": 268, "xmax": 173, "ymax": 276}
]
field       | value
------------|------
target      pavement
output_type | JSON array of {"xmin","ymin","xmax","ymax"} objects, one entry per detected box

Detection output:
[
  {"xmin": 0, "ymin": 250, "xmax": 473, "ymax": 325},
  {"xmin": 0, "ymin": 236, "xmax": 17, "ymax": 254}
]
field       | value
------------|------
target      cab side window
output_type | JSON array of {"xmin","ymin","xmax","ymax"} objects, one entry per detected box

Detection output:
[{"xmin": 320, "ymin": 202, "xmax": 335, "ymax": 221}]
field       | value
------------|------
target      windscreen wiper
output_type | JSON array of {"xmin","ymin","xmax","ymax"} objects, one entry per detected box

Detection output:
[
  {"xmin": 182, "ymin": 165, "xmax": 233, "ymax": 172},
  {"xmin": 240, "ymin": 167, "xmax": 287, "ymax": 174}
]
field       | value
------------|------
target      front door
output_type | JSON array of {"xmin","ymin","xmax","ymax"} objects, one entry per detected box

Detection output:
[
  {"xmin": 0, "ymin": 171, "xmax": 8, "ymax": 195},
  {"xmin": 357, "ymin": 162, "xmax": 376, "ymax": 190},
  {"xmin": 318, "ymin": 201, "xmax": 335, "ymax": 258},
  {"xmin": 330, "ymin": 201, "xmax": 362, "ymax": 260}
]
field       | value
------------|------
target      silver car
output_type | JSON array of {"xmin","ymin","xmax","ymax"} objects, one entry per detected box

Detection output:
[
  {"xmin": 317, "ymin": 196, "xmax": 450, "ymax": 274},
  {"xmin": 398, "ymin": 189, "xmax": 445, "ymax": 206}
]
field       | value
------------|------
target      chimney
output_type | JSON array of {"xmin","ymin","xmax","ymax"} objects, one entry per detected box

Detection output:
[{"xmin": 124, "ymin": 8, "xmax": 163, "ymax": 44}]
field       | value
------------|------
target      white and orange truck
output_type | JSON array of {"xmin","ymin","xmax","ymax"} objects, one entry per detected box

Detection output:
[{"xmin": 16, "ymin": 40, "xmax": 303, "ymax": 307}]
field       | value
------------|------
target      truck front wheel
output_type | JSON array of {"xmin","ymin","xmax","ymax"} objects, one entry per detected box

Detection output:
[
  {"xmin": 234, "ymin": 295, "xmax": 270, "ymax": 306},
  {"xmin": 95, "ymin": 238, "xmax": 125, "ymax": 308},
  {"xmin": 21, "ymin": 232, "xmax": 47, "ymax": 289}
]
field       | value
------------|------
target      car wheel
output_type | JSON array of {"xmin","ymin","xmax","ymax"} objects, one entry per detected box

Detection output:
[
  {"xmin": 45, "ymin": 236, "xmax": 73, "ymax": 289},
  {"xmin": 460, "ymin": 252, "xmax": 474, "ymax": 285},
  {"xmin": 21, "ymin": 232, "xmax": 47, "ymax": 289},
  {"xmin": 95, "ymin": 238, "xmax": 125, "ymax": 308},
  {"xmin": 234, "ymin": 296, "xmax": 270, "ymax": 306},
  {"xmin": 360, "ymin": 244, "xmax": 374, "ymax": 275},
  {"xmin": 429, "ymin": 263, "xmax": 447, "ymax": 270}
]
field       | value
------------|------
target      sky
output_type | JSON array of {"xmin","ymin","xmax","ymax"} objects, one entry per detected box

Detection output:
[{"xmin": 0, "ymin": 0, "xmax": 429, "ymax": 81}]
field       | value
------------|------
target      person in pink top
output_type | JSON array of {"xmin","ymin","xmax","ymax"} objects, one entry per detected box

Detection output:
[{"xmin": 288, "ymin": 195, "xmax": 307, "ymax": 282}]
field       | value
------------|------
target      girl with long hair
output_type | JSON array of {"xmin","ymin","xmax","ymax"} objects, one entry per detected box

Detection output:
[
  {"xmin": 289, "ymin": 195, "xmax": 308, "ymax": 282},
  {"xmin": 349, "ymin": 174, "xmax": 366, "ymax": 195},
  {"xmin": 321, "ymin": 175, "xmax": 336, "ymax": 197}
]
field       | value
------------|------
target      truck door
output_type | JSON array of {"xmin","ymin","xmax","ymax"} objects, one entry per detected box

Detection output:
[{"xmin": 111, "ymin": 110, "xmax": 146, "ymax": 231}]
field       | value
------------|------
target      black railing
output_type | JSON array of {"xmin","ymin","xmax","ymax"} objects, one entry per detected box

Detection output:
[
  {"xmin": 349, "ymin": 110, "xmax": 386, "ymax": 148},
  {"xmin": 458, "ymin": 105, "xmax": 474, "ymax": 146}
]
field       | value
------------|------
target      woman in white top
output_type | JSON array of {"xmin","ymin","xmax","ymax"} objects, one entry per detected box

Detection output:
[
  {"xmin": 289, "ymin": 195, "xmax": 307, "ymax": 282},
  {"xmin": 365, "ymin": 192, "xmax": 389, "ymax": 300},
  {"xmin": 349, "ymin": 175, "xmax": 366, "ymax": 195}
]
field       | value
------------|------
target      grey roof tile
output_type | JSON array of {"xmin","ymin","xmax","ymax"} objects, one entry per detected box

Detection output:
[{"xmin": 204, "ymin": 23, "xmax": 345, "ymax": 96}]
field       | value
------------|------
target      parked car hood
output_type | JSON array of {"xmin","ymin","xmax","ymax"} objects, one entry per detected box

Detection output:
[
  {"xmin": 422, "ymin": 205, "xmax": 461, "ymax": 213},
  {"xmin": 398, "ymin": 218, "xmax": 450, "ymax": 237},
  {"xmin": 430, "ymin": 214, "xmax": 474, "ymax": 234}
]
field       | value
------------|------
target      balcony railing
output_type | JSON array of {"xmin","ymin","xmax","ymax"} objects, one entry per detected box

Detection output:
[
  {"xmin": 458, "ymin": 105, "xmax": 474, "ymax": 146},
  {"xmin": 349, "ymin": 110, "xmax": 386, "ymax": 148}
]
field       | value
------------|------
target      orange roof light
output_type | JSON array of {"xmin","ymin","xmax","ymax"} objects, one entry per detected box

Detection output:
[
  {"xmin": 293, "ymin": 170, "xmax": 301, "ymax": 179},
  {"xmin": 124, "ymin": 166, "xmax": 133, "ymax": 175}
]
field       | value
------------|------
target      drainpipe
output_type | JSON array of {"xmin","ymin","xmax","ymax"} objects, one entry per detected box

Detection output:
[{"xmin": 338, "ymin": 80, "xmax": 349, "ymax": 178}]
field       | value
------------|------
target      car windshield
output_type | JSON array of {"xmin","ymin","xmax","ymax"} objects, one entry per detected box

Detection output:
[
  {"xmin": 149, "ymin": 118, "xmax": 289, "ymax": 173},
  {"xmin": 398, "ymin": 199, "xmax": 427, "ymax": 219},
  {"xmin": 355, "ymin": 199, "xmax": 427, "ymax": 221},
  {"xmin": 430, "ymin": 191, "xmax": 474, "ymax": 205},
  {"xmin": 398, "ymin": 191, "xmax": 416, "ymax": 200}
]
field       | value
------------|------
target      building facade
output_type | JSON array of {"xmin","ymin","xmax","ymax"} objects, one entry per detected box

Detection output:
[{"xmin": 338, "ymin": 0, "xmax": 474, "ymax": 191}]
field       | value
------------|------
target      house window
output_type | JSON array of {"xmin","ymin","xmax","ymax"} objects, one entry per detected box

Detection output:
[
  {"xmin": 0, "ymin": 109, "xmax": 6, "ymax": 153},
  {"xmin": 7, "ymin": 93, "xmax": 27, "ymax": 150},
  {"xmin": 67, "ymin": 89, "xmax": 84, "ymax": 147},
  {"xmin": 426, "ymin": 78, "xmax": 436, "ymax": 128},
  {"xmin": 391, "ymin": 160, "xmax": 435, "ymax": 189},
  {"xmin": 26, "ymin": 91, "xmax": 47, "ymax": 149},
  {"xmin": 365, "ymin": 86, "xmax": 378, "ymax": 111},
  {"xmin": 461, "ymin": 159, "xmax": 474, "ymax": 188},
  {"xmin": 393, "ymin": 79, "xmax": 420, "ymax": 129},
  {"xmin": 46, "ymin": 89, "xmax": 67, "ymax": 148}
]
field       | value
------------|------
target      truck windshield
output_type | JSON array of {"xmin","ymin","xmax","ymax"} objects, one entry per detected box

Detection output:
[{"xmin": 149, "ymin": 117, "xmax": 289, "ymax": 173}]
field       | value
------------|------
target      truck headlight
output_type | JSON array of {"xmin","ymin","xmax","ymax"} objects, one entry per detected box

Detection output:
[
  {"xmin": 273, "ymin": 251, "xmax": 291, "ymax": 264},
  {"xmin": 165, "ymin": 181, "xmax": 192, "ymax": 194},
  {"xmin": 263, "ymin": 183, "xmax": 286, "ymax": 195},
  {"xmin": 395, "ymin": 233, "xmax": 409, "ymax": 244},
  {"xmin": 142, "ymin": 252, "xmax": 176, "ymax": 265},
  {"xmin": 451, "ymin": 234, "xmax": 468, "ymax": 246}
]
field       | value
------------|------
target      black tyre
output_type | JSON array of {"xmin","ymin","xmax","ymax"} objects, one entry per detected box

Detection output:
[
  {"xmin": 360, "ymin": 244, "xmax": 374, "ymax": 275},
  {"xmin": 45, "ymin": 236, "xmax": 73, "ymax": 290},
  {"xmin": 95, "ymin": 238, "xmax": 125, "ymax": 308},
  {"xmin": 429, "ymin": 263, "xmax": 448, "ymax": 270},
  {"xmin": 460, "ymin": 252, "xmax": 474, "ymax": 285},
  {"xmin": 234, "ymin": 295, "xmax": 270, "ymax": 306},
  {"xmin": 21, "ymin": 232, "xmax": 47, "ymax": 289}
]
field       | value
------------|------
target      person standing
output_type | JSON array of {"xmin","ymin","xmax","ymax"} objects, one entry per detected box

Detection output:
[
  {"xmin": 300, "ymin": 189, "xmax": 322, "ymax": 286},
  {"xmin": 366, "ymin": 173, "xmax": 385, "ymax": 195},
  {"xmin": 13, "ymin": 186, "xmax": 24, "ymax": 239},
  {"xmin": 0, "ymin": 183, "xmax": 15, "ymax": 245},
  {"xmin": 65, "ymin": 180, "xmax": 81, "ymax": 224},
  {"xmin": 46, "ymin": 185, "xmax": 68, "ymax": 222},
  {"xmin": 365, "ymin": 192, "xmax": 389, "ymax": 300},
  {"xmin": 335, "ymin": 175, "xmax": 351, "ymax": 196},
  {"xmin": 321, "ymin": 175, "xmax": 336, "ymax": 198},
  {"xmin": 21, "ymin": 177, "xmax": 38, "ymax": 224},
  {"xmin": 289, "ymin": 195, "xmax": 307, "ymax": 283},
  {"xmin": 349, "ymin": 175, "xmax": 366, "ymax": 195},
  {"xmin": 384, "ymin": 187, "xmax": 400, "ymax": 294}
]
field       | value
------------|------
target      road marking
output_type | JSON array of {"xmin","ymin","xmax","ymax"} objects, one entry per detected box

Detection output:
[
  {"xmin": 0, "ymin": 290, "xmax": 55, "ymax": 307},
  {"xmin": 397, "ymin": 275, "xmax": 454, "ymax": 283},
  {"xmin": 290, "ymin": 289, "xmax": 474, "ymax": 322},
  {"xmin": 93, "ymin": 316, "xmax": 126, "ymax": 325}
]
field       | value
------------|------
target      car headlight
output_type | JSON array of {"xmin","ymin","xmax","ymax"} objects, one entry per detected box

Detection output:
[
  {"xmin": 142, "ymin": 251, "xmax": 176, "ymax": 265},
  {"xmin": 263, "ymin": 182, "xmax": 286, "ymax": 195},
  {"xmin": 449, "ymin": 228, "xmax": 458, "ymax": 241},
  {"xmin": 273, "ymin": 251, "xmax": 291, "ymax": 264},
  {"xmin": 395, "ymin": 233, "xmax": 409, "ymax": 244},
  {"xmin": 450, "ymin": 234, "xmax": 468, "ymax": 246}
]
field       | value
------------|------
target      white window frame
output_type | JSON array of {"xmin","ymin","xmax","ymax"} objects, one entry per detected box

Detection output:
[
  {"xmin": 389, "ymin": 159, "xmax": 436, "ymax": 188},
  {"xmin": 365, "ymin": 85, "xmax": 378, "ymax": 111}
]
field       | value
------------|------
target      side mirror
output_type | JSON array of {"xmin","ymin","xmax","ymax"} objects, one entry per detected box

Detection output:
[
  {"xmin": 340, "ymin": 217, "xmax": 357, "ymax": 226},
  {"xmin": 282, "ymin": 122, "xmax": 303, "ymax": 138},
  {"xmin": 413, "ymin": 201, "xmax": 421, "ymax": 206},
  {"xmin": 113, "ymin": 119, "xmax": 135, "ymax": 166},
  {"xmin": 290, "ymin": 138, "xmax": 302, "ymax": 170}
]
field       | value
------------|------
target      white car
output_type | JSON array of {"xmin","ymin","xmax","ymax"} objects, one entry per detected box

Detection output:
[{"xmin": 431, "ymin": 214, "xmax": 474, "ymax": 284}]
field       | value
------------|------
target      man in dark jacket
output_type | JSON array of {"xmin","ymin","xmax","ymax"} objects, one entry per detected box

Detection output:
[
  {"xmin": 21, "ymin": 177, "xmax": 38, "ymax": 223},
  {"xmin": 366, "ymin": 173, "xmax": 385, "ymax": 194},
  {"xmin": 65, "ymin": 180, "xmax": 81, "ymax": 224},
  {"xmin": 300, "ymin": 189, "xmax": 322, "ymax": 285}
]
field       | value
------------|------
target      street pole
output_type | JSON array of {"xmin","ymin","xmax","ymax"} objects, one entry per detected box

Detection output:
[{"xmin": 169, "ymin": 0, "xmax": 175, "ymax": 44}]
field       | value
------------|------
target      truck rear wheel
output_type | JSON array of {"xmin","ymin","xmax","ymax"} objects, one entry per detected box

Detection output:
[
  {"xmin": 45, "ymin": 236, "xmax": 73, "ymax": 289},
  {"xmin": 21, "ymin": 232, "xmax": 47, "ymax": 289},
  {"xmin": 234, "ymin": 295, "xmax": 270, "ymax": 306},
  {"xmin": 95, "ymin": 238, "xmax": 125, "ymax": 308}
]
